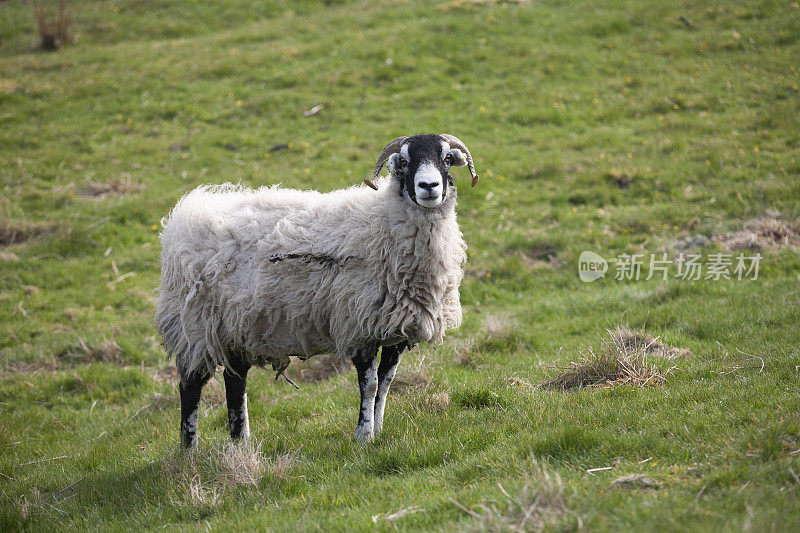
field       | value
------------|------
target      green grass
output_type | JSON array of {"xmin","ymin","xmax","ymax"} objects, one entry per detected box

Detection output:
[{"xmin": 1, "ymin": 0, "xmax": 800, "ymax": 530}]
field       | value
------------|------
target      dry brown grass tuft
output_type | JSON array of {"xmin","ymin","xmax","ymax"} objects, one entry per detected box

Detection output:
[
  {"xmin": 454, "ymin": 337, "xmax": 482, "ymax": 368},
  {"xmin": 150, "ymin": 365, "xmax": 179, "ymax": 384},
  {"xmin": 518, "ymin": 250, "xmax": 562, "ymax": 270},
  {"xmin": 61, "ymin": 339, "xmax": 124, "ymax": 364},
  {"xmin": 4, "ymin": 359, "xmax": 55, "ymax": 375},
  {"xmin": 391, "ymin": 366, "xmax": 432, "ymax": 394},
  {"xmin": 391, "ymin": 350, "xmax": 433, "ymax": 394},
  {"xmin": 186, "ymin": 474, "xmax": 221, "ymax": 507},
  {"xmin": 483, "ymin": 314, "xmax": 512, "ymax": 339},
  {"xmin": 16, "ymin": 488, "xmax": 49, "ymax": 520},
  {"xmin": 463, "ymin": 460, "xmax": 569, "ymax": 532},
  {"xmin": 79, "ymin": 176, "xmax": 145, "ymax": 199},
  {"xmin": 8, "ymin": 340, "xmax": 129, "ymax": 375},
  {"xmin": 285, "ymin": 353, "xmax": 350, "ymax": 383},
  {"xmin": 610, "ymin": 474, "xmax": 661, "ymax": 489},
  {"xmin": 266, "ymin": 451, "xmax": 297, "ymax": 481},
  {"xmin": 33, "ymin": 1, "xmax": 71, "ymax": 51},
  {"xmin": 612, "ymin": 326, "xmax": 692, "ymax": 360},
  {"xmin": 162, "ymin": 439, "xmax": 297, "ymax": 513},
  {"xmin": 507, "ymin": 376, "xmax": 536, "ymax": 390},
  {"xmin": 160, "ymin": 440, "xmax": 299, "ymax": 517},
  {"xmin": 7, "ymin": 338, "xmax": 141, "ymax": 375},
  {"xmin": 420, "ymin": 391, "xmax": 450, "ymax": 412},
  {"xmin": 0, "ymin": 219, "xmax": 49, "ymax": 246},
  {"xmin": 219, "ymin": 440, "xmax": 265, "ymax": 486},
  {"xmin": 541, "ymin": 327, "xmax": 682, "ymax": 391},
  {"xmin": 715, "ymin": 213, "xmax": 800, "ymax": 251},
  {"xmin": 514, "ymin": 239, "xmax": 561, "ymax": 270}
]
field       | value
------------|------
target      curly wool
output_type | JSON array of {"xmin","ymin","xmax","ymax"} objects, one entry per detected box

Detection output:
[{"xmin": 155, "ymin": 178, "xmax": 466, "ymax": 379}]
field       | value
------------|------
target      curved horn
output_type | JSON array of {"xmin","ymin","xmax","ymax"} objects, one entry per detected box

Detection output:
[
  {"xmin": 364, "ymin": 135, "xmax": 409, "ymax": 190},
  {"xmin": 439, "ymin": 134, "xmax": 479, "ymax": 186}
]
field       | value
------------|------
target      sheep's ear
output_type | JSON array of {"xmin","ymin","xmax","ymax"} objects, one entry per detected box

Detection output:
[
  {"xmin": 449, "ymin": 149, "xmax": 468, "ymax": 167},
  {"xmin": 386, "ymin": 153, "xmax": 401, "ymax": 174}
]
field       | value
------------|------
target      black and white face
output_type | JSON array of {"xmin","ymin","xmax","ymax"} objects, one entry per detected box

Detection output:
[{"xmin": 386, "ymin": 134, "xmax": 468, "ymax": 209}]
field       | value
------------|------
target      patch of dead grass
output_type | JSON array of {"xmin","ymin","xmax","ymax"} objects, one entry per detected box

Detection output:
[
  {"xmin": 0, "ymin": 219, "xmax": 50, "ymax": 246},
  {"xmin": 541, "ymin": 326, "xmax": 684, "ymax": 391},
  {"xmin": 219, "ymin": 440, "xmax": 265, "ymax": 486},
  {"xmin": 161, "ymin": 439, "xmax": 297, "ymax": 514},
  {"xmin": 265, "ymin": 451, "xmax": 296, "ymax": 481},
  {"xmin": 514, "ymin": 239, "xmax": 561, "ymax": 270},
  {"xmin": 186, "ymin": 473, "xmax": 221, "ymax": 507},
  {"xmin": 59, "ymin": 339, "xmax": 124, "ymax": 364},
  {"xmin": 5, "ymin": 339, "xmax": 128, "ymax": 375},
  {"xmin": 16, "ymin": 488, "xmax": 48, "ymax": 520},
  {"xmin": 420, "ymin": 391, "xmax": 450, "ymax": 412},
  {"xmin": 483, "ymin": 314, "xmax": 512, "ymax": 339},
  {"xmin": 33, "ymin": 0, "xmax": 71, "ymax": 51},
  {"xmin": 0, "ymin": 78, "xmax": 20, "ymax": 94},
  {"xmin": 507, "ymin": 376, "xmax": 536, "ymax": 390},
  {"xmin": 150, "ymin": 365, "xmax": 179, "ymax": 384},
  {"xmin": 79, "ymin": 175, "xmax": 144, "ymax": 199},
  {"xmin": 613, "ymin": 326, "xmax": 692, "ymax": 360},
  {"xmin": 715, "ymin": 213, "xmax": 800, "ymax": 251},
  {"xmin": 391, "ymin": 366, "xmax": 431, "ymax": 394},
  {"xmin": 518, "ymin": 250, "xmax": 562, "ymax": 270},
  {"xmin": 4, "ymin": 358, "xmax": 59, "ymax": 375},
  {"xmin": 610, "ymin": 474, "xmax": 661, "ymax": 489},
  {"xmin": 163, "ymin": 440, "xmax": 296, "ymax": 503},
  {"xmin": 460, "ymin": 460, "xmax": 570, "ymax": 532},
  {"xmin": 391, "ymin": 349, "xmax": 433, "ymax": 394},
  {"xmin": 454, "ymin": 337, "xmax": 483, "ymax": 368}
]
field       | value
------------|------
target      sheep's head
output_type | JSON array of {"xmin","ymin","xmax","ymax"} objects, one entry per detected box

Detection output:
[{"xmin": 365, "ymin": 134, "xmax": 478, "ymax": 208}]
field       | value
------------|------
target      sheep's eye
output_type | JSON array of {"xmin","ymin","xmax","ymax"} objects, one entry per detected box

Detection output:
[
  {"xmin": 399, "ymin": 157, "xmax": 407, "ymax": 168},
  {"xmin": 444, "ymin": 154, "xmax": 452, "ymax": 164}
]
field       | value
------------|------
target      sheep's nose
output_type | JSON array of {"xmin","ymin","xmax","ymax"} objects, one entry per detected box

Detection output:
[{"xmin": 418, "ymin": 181, "xmax": 440, "ymax": 192}]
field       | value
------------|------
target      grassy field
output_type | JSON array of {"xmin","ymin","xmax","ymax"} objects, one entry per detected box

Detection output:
[{"xmin": 1, "ymin": 0, "xmax": 799, "ymax": 530}]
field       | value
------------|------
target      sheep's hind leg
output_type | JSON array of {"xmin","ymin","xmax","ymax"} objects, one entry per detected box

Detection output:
[
  {"xmin": 373, "ymin": 342, "xmax": 411, "ymax": 434},
  {"xmin": 352, "ymin": 342, "xmax": 380, "ymax": 444},
  {"xmin": 180, "ymin": 369, "xmax": 211, "ymax": 449},
  {"xmin": 224, "ymin": 354, "xmax": 252, "ymax": 441}
]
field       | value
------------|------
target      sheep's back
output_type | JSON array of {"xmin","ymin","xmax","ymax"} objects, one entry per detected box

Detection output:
[{"xmin": 156, "ymin": 183, "xmax": 386, "ymax": 373}]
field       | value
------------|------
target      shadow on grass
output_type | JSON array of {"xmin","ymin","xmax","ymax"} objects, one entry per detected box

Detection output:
[{"xmin": 9, "ymin": 453, "xmax": 230, "ymax": 529}]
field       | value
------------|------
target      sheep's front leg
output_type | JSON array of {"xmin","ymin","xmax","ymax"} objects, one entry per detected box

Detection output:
[
  {"xmin": 373, "ymin": 342, "xmax": 411, "ymax": 434},
  {"xmin": 180, "ymin": 369, "xmax": 211, "ymax": 449},
  {"xmin": 352, "ymin": 343, "xmax": 380, "ymax": 443},
  {"xmin": 223, "ymin": 354, "xmax": 251, "ymax": 441}
]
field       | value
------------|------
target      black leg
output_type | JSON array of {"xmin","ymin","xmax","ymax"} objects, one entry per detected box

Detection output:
[
  {"xmin": 224, "ymin": 353, "xmax": 251, "ymax": 441},
  {"xmin": 352, "ymin": 342, "xmax": 380, "ymax": 443},
  {"xmin": 373, "ymin": 342, "xmax": 411, "ymax": 434},
  {"xmin": 180, "ymin": 369, "xmax": 211, "ymax": 449}
]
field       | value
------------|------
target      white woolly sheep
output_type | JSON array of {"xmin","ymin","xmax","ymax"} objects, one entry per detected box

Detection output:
[{"xmin": 155, "ymin": 133, "xmax": 478, "ymax": 447}]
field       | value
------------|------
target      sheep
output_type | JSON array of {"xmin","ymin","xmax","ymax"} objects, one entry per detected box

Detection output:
[{"xmin": 155, "ymin": 133, "xmax": 479, "ymax": 447}]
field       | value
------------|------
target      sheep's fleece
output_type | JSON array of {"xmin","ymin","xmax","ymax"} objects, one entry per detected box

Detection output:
[{"xmin": 155, "ymin": 178, "xmax": 466, "ymax": 379}]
